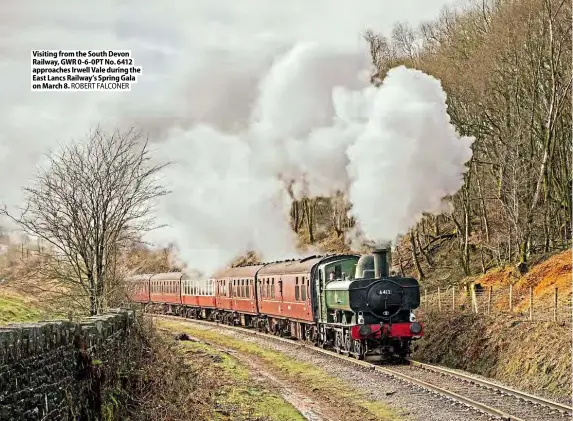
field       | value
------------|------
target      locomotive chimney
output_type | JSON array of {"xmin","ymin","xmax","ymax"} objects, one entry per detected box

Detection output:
[
  {"xmin": 354, "ymin": 244, "xmax": 392, "ymax": 279},
  {"xmin": 372, "ymin": 246, "xmax": 391, "ymax": 278}
]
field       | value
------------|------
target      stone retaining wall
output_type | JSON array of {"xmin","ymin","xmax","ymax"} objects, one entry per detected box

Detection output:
[{"xmin": 0, "ymin": 309, "xmax": 136, "ymax": 420}]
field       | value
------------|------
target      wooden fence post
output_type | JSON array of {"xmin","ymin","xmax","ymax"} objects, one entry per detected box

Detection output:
[
  {"xmin": 487, "ymin": 286, "xmax": 492, "ymax": 315},
  {"xmin": 529, "ymin": 287, "xmax": 533, "ymax": 321},
  {"xmin": 471, "ymin": 284, "xmax": 479, "ymax": 314},
  {"xmin": 452, "ymin": 286, "xmax": 456, "ymax": 311},
  {"xmin": 438, "ymin": 287, "xmax": 442, "ymax": 311},
  {"xmin": 509, "ymin": 284, "xmax": 513, "ymax": 312},
  {"xmin": 553, "ymin": 287, "xmax": 558, "ymax": 322}
]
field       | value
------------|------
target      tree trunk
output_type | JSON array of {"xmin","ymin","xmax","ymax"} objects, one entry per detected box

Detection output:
[
  {"xmin": 409, "ymin": 231, "xmax": 425, "ymax": 281},
  {"xmin": 303, "ymin": 199, "xmax": 315, "ymax": 244},
  {"xmin": 291, "ymin": 201, "xmax": 301, "ymax": 233}
]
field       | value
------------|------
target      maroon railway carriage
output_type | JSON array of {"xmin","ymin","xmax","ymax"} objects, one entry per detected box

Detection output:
[
  {"xmin": 255, "ymin": 257, "xmax": 317, "ymax": 339},
  {"xmin": 149, "ymin": 272, "xmax": 182, "ymax": 307},
  {"xmin": 213, "ymin": 264, "xmax": 262, "ymax": 325},
  {"xmin": 131, "ymin": 273, "xmax": 152, "ymax": 303}
]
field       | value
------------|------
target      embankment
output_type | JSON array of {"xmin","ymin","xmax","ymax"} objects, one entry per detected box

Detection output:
[{"xmin": 414, "ymin": 250, "xmax": 572, "ymax": 402}]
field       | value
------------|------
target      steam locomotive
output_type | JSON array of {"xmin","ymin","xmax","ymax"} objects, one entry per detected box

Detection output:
[{"xmin": 130, "ymin": 247, "xmax": 423, "ymax": 361}]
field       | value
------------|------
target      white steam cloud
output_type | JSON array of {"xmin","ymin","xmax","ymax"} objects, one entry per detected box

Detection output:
[{"xmin": 0, "ymin": 0, "xmax": 471, "ymax": 275}]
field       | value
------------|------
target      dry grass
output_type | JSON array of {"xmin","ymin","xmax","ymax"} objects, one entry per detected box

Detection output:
[
  {"xmin": 414, "ymin": 312, "xmax": 572, "ymax": 401},
  {"xmin": 158, "ymin": 319, "xmax": 402, "ymax": 421},
  {"xmin": 166, "ymin": 330, "xmax": 307, "ymax": 421},
  {"xmin": 471, "ymin": 250, "xmax": 572, "ymax": 311}
]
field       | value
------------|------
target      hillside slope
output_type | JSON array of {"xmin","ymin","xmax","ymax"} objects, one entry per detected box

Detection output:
[{"xmin": 414, "ymin": 251, "xmax": 572, "ymax": 402}]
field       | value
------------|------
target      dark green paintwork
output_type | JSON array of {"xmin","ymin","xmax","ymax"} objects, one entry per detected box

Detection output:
[{"xmin": 324, "ymin": 280, "xmax": 352, "ymax": 311}]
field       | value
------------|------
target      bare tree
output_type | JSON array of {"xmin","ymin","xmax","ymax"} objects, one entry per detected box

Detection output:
[{"xmin": 1, "ymin": 127, "xmax": 170, "ymax": 315}]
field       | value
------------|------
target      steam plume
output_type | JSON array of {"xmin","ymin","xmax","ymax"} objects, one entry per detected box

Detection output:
[{"xmin": 0, "ymin": 0, "xmax": 468, "ymax": 275}]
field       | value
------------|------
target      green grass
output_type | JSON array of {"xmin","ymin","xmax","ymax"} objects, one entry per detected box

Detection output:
[
  {"xmin": 171, "ymin": 332, "xmax": 306, "ymax": 421},
  {"xmin": 159, "ymin": 320, "xmax": 402, "ymax": 421},
  {"xmin": 0, "ymin": 294, "xmax": 45, "ymax": 325}
]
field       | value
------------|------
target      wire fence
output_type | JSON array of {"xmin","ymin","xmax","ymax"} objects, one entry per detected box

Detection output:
[{"xmin": 417, "ymin": 284, "xmax": 572, "ymax": 324}]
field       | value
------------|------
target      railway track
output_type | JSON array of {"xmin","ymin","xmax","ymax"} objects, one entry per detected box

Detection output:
[{"xmin": 153, "ymin": 313, "xmax": 572, "ymax": 421}]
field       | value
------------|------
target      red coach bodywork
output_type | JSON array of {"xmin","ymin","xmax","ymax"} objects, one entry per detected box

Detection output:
[
  {"xmin": 150, "ymin": 272, "xmax": 182, "ymax": 305},
  {"xmin": 257, "ymin": 258, "xmax": 318, "ymax": 323},
  {"xmin": 214, "ymin": 265, "xmax": 262, "ymax": 315},
  {"xmin": 181, "ymin": 272, "xmax": 216, "ymax": 309},
  {"xmin": 131, "ymin": 273, "xmax": 152, "ymax": 303}
]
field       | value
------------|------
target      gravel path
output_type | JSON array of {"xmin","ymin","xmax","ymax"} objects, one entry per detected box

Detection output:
[{"xmin": 180, "ymin": 320, "xmax": 496, "ymax": 421}]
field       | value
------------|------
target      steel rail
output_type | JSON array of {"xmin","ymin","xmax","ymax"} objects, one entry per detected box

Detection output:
[
  {"xmin": 407, "ymin": 359, "xmax": 572, "ymax": 415},
  {"xmin": 151, "ymin": 314, "xmax": 567, "ymax": 420}
]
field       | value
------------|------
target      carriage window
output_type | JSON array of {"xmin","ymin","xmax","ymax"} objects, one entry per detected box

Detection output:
[
  {"xmin": 295, "ymin": 277, "xmax": 300, "ymax": 301},
  {"xmin": 266, "ymin": 279, "xmax": 270, "ymax": 298},
  {"xmin": 246, "ymin": 280, "xmax": 250, "ymax": 297},
  {"xmin": 271, "ymin": 279, "xmax": 275, "ymax": 298},
  {"xmin": 301, "ymin": 278, "xmax": 307, "ymax": 301}
]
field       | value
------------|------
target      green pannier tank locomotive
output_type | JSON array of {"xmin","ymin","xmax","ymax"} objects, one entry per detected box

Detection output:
[{"xmin": 314, "ymin": 247, "xmax": 423, "ymax": 361}]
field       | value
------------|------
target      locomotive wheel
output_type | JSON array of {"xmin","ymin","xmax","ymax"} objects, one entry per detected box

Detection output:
[
  {"xmin": 344, "ymin": 333, "xmax": 351, "ymax": 353},
  {"xmin": 353, "ymin": 340, "xmax": 364, "ymax": 360},
  {"xmin": 335, "ymin": 332, "xmax": 342, "ymax": 354}
]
